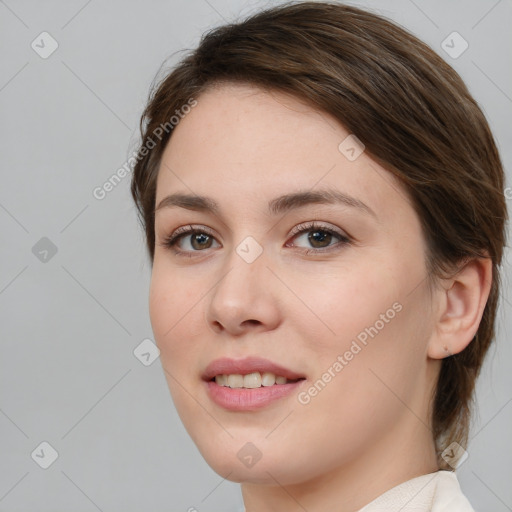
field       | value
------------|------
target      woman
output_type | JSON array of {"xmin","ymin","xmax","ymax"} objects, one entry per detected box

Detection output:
[{"xmin": 130, "ymin": 2, "xmax": 507, "ymax": 510}]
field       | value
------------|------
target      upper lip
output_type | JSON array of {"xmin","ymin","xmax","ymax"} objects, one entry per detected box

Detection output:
[{"xmin": 202, "ymin": 356, "xmax": 305, "ymax": 381}]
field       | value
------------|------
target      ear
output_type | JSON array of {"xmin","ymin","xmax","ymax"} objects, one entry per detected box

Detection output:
[{"xmin": 428, "ymin": 257, "xmax": 493, "ymax": 359}]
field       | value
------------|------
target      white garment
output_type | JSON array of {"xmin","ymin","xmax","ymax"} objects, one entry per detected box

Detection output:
[
  {"xmin": 239, "ymin": 470, "xmax": 474, "ymax": 512},
  {"xmin": 357, "ymin": 470, "xmax": 474, "ymax": 512}
]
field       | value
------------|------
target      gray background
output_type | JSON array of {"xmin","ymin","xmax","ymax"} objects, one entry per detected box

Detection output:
[{"xmin": 0, "ymin": 0, "xmax": 511, "ymax": 511}]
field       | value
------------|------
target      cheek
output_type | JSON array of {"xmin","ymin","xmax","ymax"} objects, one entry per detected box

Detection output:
[
  {"xmin": 148, "ymin": 266, "xmax": 204, "ymax": 364},
  {"xmin": 288, "ymin": 256, "xmax": 430, "ymax": 402},
  {"xmin": 283, "ymin": 261, "xmax": 402, "ymax": 356}
]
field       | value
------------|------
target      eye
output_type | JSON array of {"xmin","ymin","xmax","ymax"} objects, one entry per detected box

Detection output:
[
  {"xmin": 159, "ymin": 221, "xmax": 351, "ymax": 258},
  {"xmin": 160, "ymin": 224, "xmax": 220, "ymax": 257},
  {"xmin": 286, "ymin": 221, "xmax": 351, "ymax": 254}
]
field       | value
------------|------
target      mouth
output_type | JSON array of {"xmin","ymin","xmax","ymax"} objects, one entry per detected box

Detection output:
[{"xmin": 202, "ymin": 356, "xmax": 306, "ymax": 411}]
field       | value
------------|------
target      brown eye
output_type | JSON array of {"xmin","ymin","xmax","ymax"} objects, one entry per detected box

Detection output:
[
  {"xmin": 189, "ymin": 232, "xmax": 214, "ymax": 250},
  {"xmin": 289, "ymin": 222, "xmax": 350, "ymax": 253},
  {"xmin": 162, "ymin": 225, "xmax": 220, "ymax": 255},
  {"xmin": 307, "ymin": 229, "xmax": 334, "ymax": 249}
]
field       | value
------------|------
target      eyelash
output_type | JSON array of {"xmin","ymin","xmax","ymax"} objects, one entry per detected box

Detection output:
[{"xmin": 160, "ymin": 221, "xmax": 351, "ymax": 259}]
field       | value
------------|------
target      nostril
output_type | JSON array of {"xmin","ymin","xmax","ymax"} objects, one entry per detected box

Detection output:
[{"xmin": 245, "ymin": 319, "xmax": 260, "ymax": 326}]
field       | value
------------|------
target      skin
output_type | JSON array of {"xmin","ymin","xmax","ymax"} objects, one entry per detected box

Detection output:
[{"xmin": 149, "ymin": 83, "xmax": 492, "ymax": 511}]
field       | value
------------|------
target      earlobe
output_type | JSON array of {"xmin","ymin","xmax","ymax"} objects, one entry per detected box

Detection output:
[{"xmin": 427, "ymin": 257, "xmax": 492, "ymax": 360}]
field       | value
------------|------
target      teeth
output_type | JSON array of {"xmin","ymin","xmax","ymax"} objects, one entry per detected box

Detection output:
[
  {"xmin": 243, "ymin": 372, "xmax": 261, "ymax": 388},
  {"xmin": 214, "ymin": 372, "xmax": 298, "ymax": 388},
  {"xmin": 261, "ymin": 372, "xmax": 276, "ymax": 386},
  {"xmin": 215, "ymin": 374, "xmax": 228, "ymax": 386},
  {"xmin": 227, "ymin": 374, "xmax": 244, "ymax": 388}
]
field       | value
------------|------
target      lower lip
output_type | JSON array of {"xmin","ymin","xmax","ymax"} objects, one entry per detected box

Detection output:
[{"xmin": 205, "ymin": 379, "xmax": 305, "ymax": 411}]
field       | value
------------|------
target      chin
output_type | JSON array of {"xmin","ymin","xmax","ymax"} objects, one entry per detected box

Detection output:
[{"xmin": 190, "ymin": 435, "xmax": 322, "ymax": 486}]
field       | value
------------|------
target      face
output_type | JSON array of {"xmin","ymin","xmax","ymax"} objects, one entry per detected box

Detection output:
[{"xmin": 150, "ymin": 83, "xmax": 439, "ymax": 486}]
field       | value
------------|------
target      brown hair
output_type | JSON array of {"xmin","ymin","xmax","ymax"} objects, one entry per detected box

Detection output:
[{"xmin": 130, "ymin": 1, "xmax": 507, "ymax": 469}]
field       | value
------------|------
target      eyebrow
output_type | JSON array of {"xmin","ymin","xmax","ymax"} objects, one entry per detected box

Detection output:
[{"xmin": 155, "ymin": 188, "xmax": 376, "ymax": 218}]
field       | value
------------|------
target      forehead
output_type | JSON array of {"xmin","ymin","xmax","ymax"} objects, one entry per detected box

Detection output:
[{"xmin": 155, "ymin": 83, "xmax": 413, "ymax": 224}]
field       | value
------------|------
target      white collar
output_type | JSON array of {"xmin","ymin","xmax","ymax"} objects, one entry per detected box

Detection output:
[
  {"xmin": 239, "ymin": 470, "xmax": 475, "ymax": 512},
  {"xmin": 357, "ymin": 470, "xmax": 475, "ymax": 512}
]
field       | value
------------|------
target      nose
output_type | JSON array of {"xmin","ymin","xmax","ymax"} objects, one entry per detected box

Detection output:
[{"xmin": 204, "ymin": 245, "xmax": 282, "ymax": 337}]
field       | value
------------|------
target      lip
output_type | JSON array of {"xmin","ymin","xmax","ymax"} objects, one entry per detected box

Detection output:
[
  {"xmin": 202, "ymin": 356, "xmax": 305, "ymax": 382},
  {"xmin": 205, "ymin": 379, "xmax": 305, "ymax": 411},
  {"xmin": 202, "ymin": 356, "xmax": 306, "ymax": 411}
]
